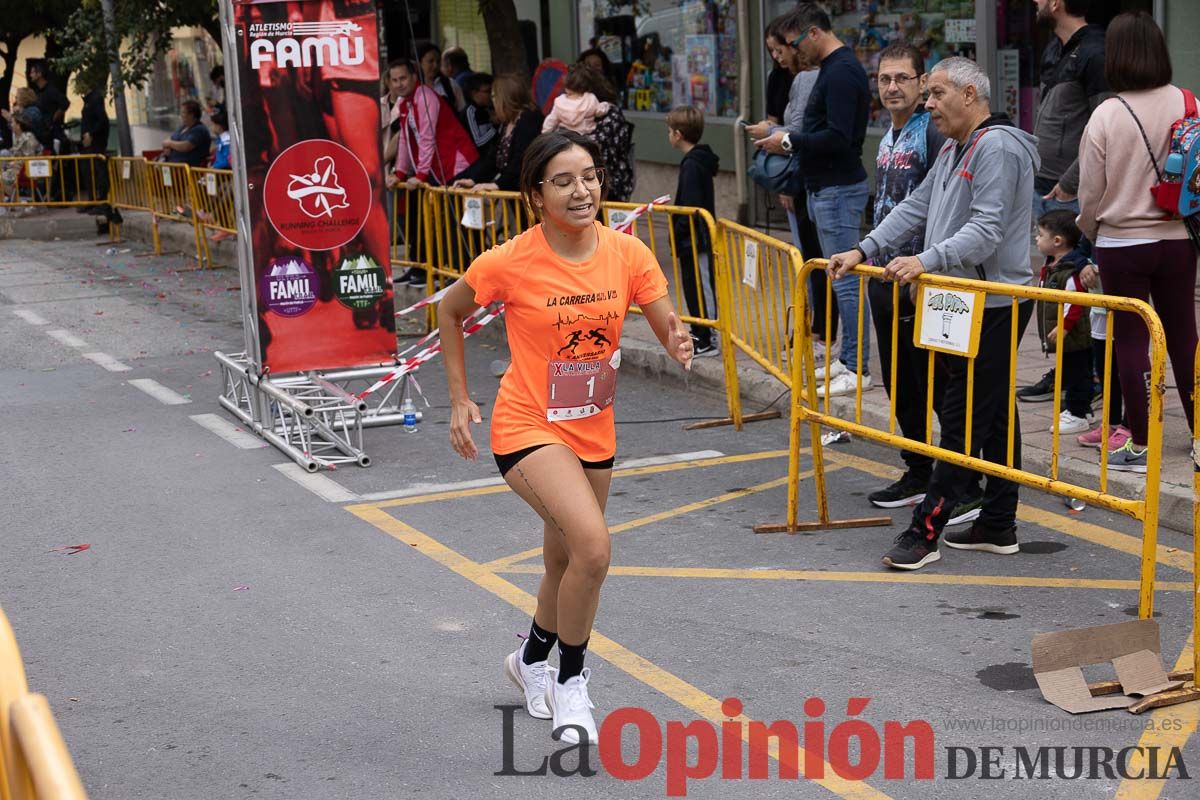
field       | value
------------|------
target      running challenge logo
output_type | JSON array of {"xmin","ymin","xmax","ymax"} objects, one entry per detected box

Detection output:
[
  {"xmin": 263, "ymin": 139, "xmax": 372, "ymax": 251},
  {"xmin": 247, "ymin": 20, "xmax": 365, "ymax": 70}
]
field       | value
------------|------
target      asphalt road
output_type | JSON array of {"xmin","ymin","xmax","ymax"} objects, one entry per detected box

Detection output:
[{"xmin": 1, "ymin": 238, "xmax": 1197, "ymax": 799}]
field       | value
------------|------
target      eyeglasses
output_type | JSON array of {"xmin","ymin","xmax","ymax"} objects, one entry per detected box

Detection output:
[
  {"xmin": 538, "ymin": 168, "xmax": 605, "ymax": 195},
  {"xmin": 878, "ymin": 74, "xmax": 919, "ymax": 87},
  {"xmin": 788, "ymin": 29, "xmax": 812, "ymax": 49}
]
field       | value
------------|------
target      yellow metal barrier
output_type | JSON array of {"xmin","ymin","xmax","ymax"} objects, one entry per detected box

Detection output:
[
  {"xmin": 144, "ymin": 161, "xmax": 207, "ymax": 267},
  {"xmin": 426, "ymin": 185, "xmax": 532, "ymax": 284},
  {"xmin": 762, "ymin": 259, "xmax": 1168, "ymax": 617},
  {"xmin": 605, "ymin": 202, "xmax": 746, "ymax": 429},
  {"xmin": 0, "ymin": 155, "xmax": 108, "ymax": 209},
  {"xmin": 389, "ymin": 184, "xmax": 433, "ymax": 274},
  {"xmin": 190, "ymin": 168, "xmax": 236, "ymax": 253},
  {"xmin": 0, "ymin": 608, "xmax": 87, "ymax": 800},
  {"xmin": 106, "ymin": 157, "xmax": 151, "ymax": 242},
  {"xmin": 712, "ymin": 218, "xmax": 801, "ymax": 389}
]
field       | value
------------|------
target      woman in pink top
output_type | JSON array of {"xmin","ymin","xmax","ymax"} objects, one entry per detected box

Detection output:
[
  {"xmin": 542, "ymin": 64, "xmax": 611, "ymax": 135},
  {"xmin": 1076, "ymin": 12, "xmax": 1197, "ymax": 473}
]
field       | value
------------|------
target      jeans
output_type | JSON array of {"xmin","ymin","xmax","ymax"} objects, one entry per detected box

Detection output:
[
  {"xmin": 786, "ymin": 199, "xmax": 837, "ymax": 341},
  {"xmin": 807, "ymin": 180, "xmax": 870, "ymax": 372}
]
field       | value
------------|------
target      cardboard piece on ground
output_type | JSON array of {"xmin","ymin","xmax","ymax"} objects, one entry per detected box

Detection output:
[
  {"xmin": 1113, "ymin": 649, "xmax": 1184, "ymax": 697},
  {"xmin": 1033, "ymin": 667, "xmax": 1134, "ymax": 713},
  {"xmin": 1032, "ymin": 619, "xmax": 1177, "ymax": 714}
]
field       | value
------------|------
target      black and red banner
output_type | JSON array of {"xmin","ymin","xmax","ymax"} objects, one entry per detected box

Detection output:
[{"xmin": 233, "ymin": 0, "xmax": 395, "ymax": 373}]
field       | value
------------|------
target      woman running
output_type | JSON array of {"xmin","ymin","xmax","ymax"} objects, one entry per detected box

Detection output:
[{"xmin": 438, "ymin": 131, "xmax": 694, "ymax": 745}]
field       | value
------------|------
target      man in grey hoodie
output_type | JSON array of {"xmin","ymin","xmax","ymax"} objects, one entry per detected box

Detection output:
[{"xmin": 830, "ymin": 57, "xmax": 1039, "ymax": 571}]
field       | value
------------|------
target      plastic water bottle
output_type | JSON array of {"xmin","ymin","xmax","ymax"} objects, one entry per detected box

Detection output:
[
  {"xmin": 1165, "ymin": 152, "xmax": 1184, "ymax": 182},
  {"xmin": 401, "ymin": 397, "xmax": 418, "ymax": 433}
]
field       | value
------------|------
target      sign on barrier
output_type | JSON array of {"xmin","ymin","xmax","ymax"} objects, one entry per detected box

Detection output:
[
  {"xmin": 27, "ymin": 160, "xmax": 50, "ymax": 179},
  {"xmin": 914, "ymin": 285, "xmax": 984, "ymax": 357}
]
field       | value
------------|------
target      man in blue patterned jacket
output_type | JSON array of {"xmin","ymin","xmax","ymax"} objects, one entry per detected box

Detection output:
[{"xmin": 862, "ymin": 44, "xmax": 982, "ymax": 525}]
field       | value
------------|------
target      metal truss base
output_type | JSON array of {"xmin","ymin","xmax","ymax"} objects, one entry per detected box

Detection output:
[{"xmin": 215, "ymin": 351, "xmax": 410, "ymax": 472}]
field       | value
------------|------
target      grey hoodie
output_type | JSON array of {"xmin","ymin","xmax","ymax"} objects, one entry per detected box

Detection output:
[{"xmin": 859, "ymin": 114, "xmax": 1040, "ymax": 308}]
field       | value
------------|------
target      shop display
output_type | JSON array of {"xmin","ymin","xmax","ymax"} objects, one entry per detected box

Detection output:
[{"xmin": 581, "ymin": 0, "xmax": 740, "ymax": 117}]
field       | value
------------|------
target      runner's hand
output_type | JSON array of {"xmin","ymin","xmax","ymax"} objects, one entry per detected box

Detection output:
[
  {"xmin": 667, "ymin": 312, "xmax": 694, "ymax": 371},
  {"xmin": 449, "ymin": 399, "xmax": 482, "ymax": 461}
]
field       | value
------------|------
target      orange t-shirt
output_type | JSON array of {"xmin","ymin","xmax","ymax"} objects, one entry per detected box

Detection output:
[{"xmin": 463, "ymin": 221, "xmax": 669, "ymax": 461}]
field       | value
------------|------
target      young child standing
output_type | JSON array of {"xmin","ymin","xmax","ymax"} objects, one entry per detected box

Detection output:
[
  {"xmin": 209, "ymin": 109, "xmax": 231, "ymax": 169},
  {"xmin": 1076, "ymin": 263, "xmax": 1131, "ymax": 449},
  {"xmin": 542, "ymin": 64, "xmax": 611, "ymax": 135},
  {"xmin": 666, "ymin": 105, "xmax": 720, "ymax": 355},
  {"xmin": 1035, "ymin": 210, "xmax": 1094, "ymax": 435}
]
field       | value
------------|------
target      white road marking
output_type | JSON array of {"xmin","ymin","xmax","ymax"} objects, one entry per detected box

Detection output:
[
  {"xmin": 273, "ymin": 463, "xmax": 361, "ymax": 503},
  {"xmin": 13, "ymin": 309, "xmax": 49, "ymax": 325},
  {"xmin": 616, "ymin": 450, "xmax": 725, "ymax": 469},
  {"xmin": 189, "ymin": 414, "xmax": 267, "ymax": 449},
  {"xmin": 359, "ymin": 476, "xmax": 505, "ymax": 502},
  {"xmin": 82, "ymin": 352, "xmax": 132, "ymax": 372},
  {"xmin": 128, "ymin": 378, "xmax": 191, "ymax": 405},
  {"xmin": 357, "ymin": 450, "xmax": 728, "ymax": 502},
  {"xmin": 47, "ymin": 329, "xmax": 88, "ymax": 349}
]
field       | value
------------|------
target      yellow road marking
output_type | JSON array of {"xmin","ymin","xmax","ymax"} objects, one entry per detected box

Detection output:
[
  {"xmin": 349, "ymin": 449, "xmax": 790, "ymax": 511},
  {"xmin": 822, "ymin": 450, "xmax": 1194, "ymax": 573},
  {"xmin": 493, "ymin": 563, "xmax": 1192, "ymax": 592},
  {"xmin": 481, "ymin": 467, "xmax": 831, "ymax": 571},
  {"xmin": 1114, "ymin": 630, "xmax": 1197, "ymax": 800},
  {"xmin": 347, "ymin": 504, "xmax": 894, "ymax": 800}
]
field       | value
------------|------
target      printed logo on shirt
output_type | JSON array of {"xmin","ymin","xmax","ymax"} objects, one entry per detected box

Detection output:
[{"xmin": 263, "ymin": 139, "xmax": 372, "ymax": 251}]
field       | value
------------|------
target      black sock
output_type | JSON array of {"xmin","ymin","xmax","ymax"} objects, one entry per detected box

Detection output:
[
  {"xmin": 557, "ymin": 638, "xmax": 589, "ymax": 683},
  {"xmin": 522, "ymin": 619, "xmax": 557, "ymax": 665}
]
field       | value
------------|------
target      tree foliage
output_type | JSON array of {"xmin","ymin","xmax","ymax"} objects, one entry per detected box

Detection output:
[{"xmin": 51, "ymin": 0, "xmax": 219, "ymax": 94}]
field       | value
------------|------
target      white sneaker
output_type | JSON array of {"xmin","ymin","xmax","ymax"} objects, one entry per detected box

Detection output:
[
  {"xmin": 545, "ymin": 667, "xmax": 598, "ymax": 746},
  {"xmin": 816, "ymin": 371, "xmax": 872, "ymax": 398},
  {"xmin": 1055, "ymin": 410, "xmax": 1094, "ymax": 435},
  {"xmin": 813, "ymin": 360, "xmax": 849, "ymax": 381},
  {"xmin": 504, "ymin": 641, "xmax": 551, "ymax": 720}
]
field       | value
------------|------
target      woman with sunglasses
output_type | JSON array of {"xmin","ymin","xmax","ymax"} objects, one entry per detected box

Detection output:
[{"xmin": 438, "ymin": 131, "xmax": 693, "ymax": 745}]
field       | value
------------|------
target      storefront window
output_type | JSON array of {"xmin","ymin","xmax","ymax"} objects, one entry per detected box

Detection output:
[
  {"xmin": 578, "ymin": 0, "xmax": 741, "ymax": 118},
  {"xmin": 763, "ymin": 0, "xmax": 976, "ymax": 131}
]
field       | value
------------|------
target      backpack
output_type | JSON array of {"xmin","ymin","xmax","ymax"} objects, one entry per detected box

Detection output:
[
  {"xmin": 1120, "ymin": 88, "xmax": 1200, "ymax": 251},
  {"xmin": 1174, "ymin": 91, "xmax": 1200, "ymax": 217}
]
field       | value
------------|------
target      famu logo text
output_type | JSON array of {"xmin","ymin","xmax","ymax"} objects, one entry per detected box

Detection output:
[{"xmin": 249, "ymin": 21, "xmax": 365, "ymax": 70}]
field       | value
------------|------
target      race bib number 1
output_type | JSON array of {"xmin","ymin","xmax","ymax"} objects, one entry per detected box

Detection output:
[{"xmin": 547, "ymin": 349, "xmax": 621, "ymax": 421}]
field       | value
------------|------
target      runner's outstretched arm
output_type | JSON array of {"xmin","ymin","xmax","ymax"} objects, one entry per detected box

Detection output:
[
  {"xmin": 640, "ymin": 296, "xmax": 694, "ymax": 371},
  {"xmin": 438, "ymin": 278, "xmax": 484, "ymax": 460}
]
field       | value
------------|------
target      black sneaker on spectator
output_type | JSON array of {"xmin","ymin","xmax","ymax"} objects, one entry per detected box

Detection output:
[
  {"xmin": 867, "ymin": 473, "xmax": 928, "ymax": 508},
  {"xmin": 398, "ymin": 268, "xmax": 427, "ymax": 286},
  {"xmin": 882, "ymin": 529, "xmax": 941, "ymax": 570},
  {"xmin": 690, "ymin": 334, "xmax": 719, "ymax": 358},
  {"xmin": 1016, "ymin": 369, "xmax": 1056, "ymax": 402},
  {"xmin": 944, "ymin": 522, "xmax": 1019, "ymax": 554},
  {"xmin": 945, "ymin": 494, "xmax": 983, "ymax": 527}
]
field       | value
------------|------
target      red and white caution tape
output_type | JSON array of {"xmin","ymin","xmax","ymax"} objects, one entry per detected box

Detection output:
[
  {"xmin": 394, "ymin": 283, "xmax": 453, "ymax": 317},
  {"xmin": 611, "ymin": 195, "xmax": 671, "ymax": 234},
  {"xmin": 359, "ymin": 304, "xmax": 505, "ymax": 399}
]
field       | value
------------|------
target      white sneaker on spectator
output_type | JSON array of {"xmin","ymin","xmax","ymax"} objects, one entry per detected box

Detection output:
[
  {"xmin": 1055, "ymin": 410, "xmax": 1094, "ymax": 435},
  {"xmin": 813, "ymin": 360, "xmax": 849, "ymax": 381},
  {"xmin": 816, "ymin": 371, "xmax": 872, "ymax": 398},
  {"xmin": 545, "ymin": 667, "xmax": 598, "ymax": 746}
]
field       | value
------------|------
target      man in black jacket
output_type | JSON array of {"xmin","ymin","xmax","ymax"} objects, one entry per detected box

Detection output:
[
  {"xmin": 753, "ymin": 3, "xmax": 872, "ymax": 398},
  {"xmin": 1018, "ymin": 0, "xmax": 1108, "ymax": 403},
  {"xmin": 667, "ymin": 105, "xmax": 720, "ymax": 355}
]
